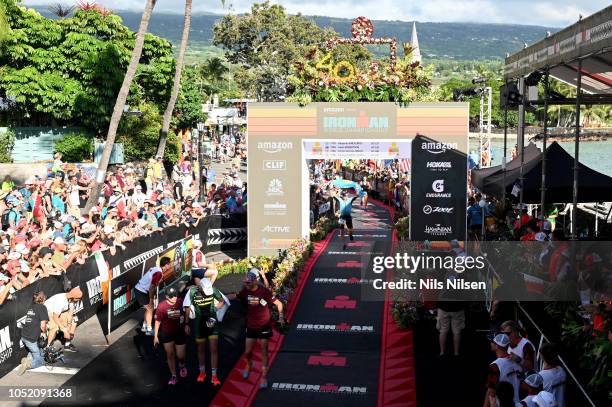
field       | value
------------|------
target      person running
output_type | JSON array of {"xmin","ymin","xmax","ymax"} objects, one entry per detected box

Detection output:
[
  {"xmin": 154, "ymin": 287, "xmax": 187, "ymax": 386},
  {"xmin": 359, "ymin": 176, "xmax": 370, "ymax": 208},
  {"xmin": 135, "ymin": 257, "xmax": 172, "ymax": 336},
  {"xmin": 335, "ymin": 191, "xmax": 358, "ymax": 250},
  {"xmin": 183, "ymin": 278, "xmax": 225, "ymax": 385},
  {"xmin": 228, "ymin": 269, "xmax": 284, "ymax": 389}
]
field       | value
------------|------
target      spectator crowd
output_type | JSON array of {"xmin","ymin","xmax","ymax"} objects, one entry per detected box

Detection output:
[{"xmin": 0, "ymin": 144, "xmax": 247, "ymax": 305}]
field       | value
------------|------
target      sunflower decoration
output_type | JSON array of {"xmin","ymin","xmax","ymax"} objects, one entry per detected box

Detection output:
[{"xmin": 333, "ymin": 60, "xmax": 356, "ymax": 82}]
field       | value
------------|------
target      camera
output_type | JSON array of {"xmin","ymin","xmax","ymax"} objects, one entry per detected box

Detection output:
[{"xmin": 42, "ymin": 345, "xmax": 65, "ymax": 364}]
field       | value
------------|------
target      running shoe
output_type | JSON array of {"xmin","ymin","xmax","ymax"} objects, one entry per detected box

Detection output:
[
  {"xmin": 179, "ymin": 366, "xmax": 188, "ymax": 378},
  {"xmin": 197, "ymin": 372, "xmax": 206, "ymax": 383},
  {"xmin": 259, "ymin": 378, "xmax": 268, "ymax": 389},
  {"xmin": 64, "ymin": 344, "xmax": 77, "ymax": 352},
  {"xmin": 211, "ymin": 375, "xmax": 221, "ymax": 386},
  {"xmin": 168, "ymin": 376, "xmax": 177, "ymax": 385},
  {"xmin": 241, "ymin": 369, "xmax": 250, "ymax": 379}
]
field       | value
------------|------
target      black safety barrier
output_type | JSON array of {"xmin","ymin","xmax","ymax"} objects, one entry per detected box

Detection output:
[{"xmin": 0, "ymin": 213, "xmax": 246, "ymax": 377}]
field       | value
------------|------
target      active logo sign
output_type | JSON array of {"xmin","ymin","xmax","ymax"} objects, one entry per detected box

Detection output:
[{"xmin": 261, "ymin": 225, "xmax": 290, "ymax": 233}]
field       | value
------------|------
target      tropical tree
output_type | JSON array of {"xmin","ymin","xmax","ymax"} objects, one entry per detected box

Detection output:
[
  {"xmin": 156, "ymin": 0, "xmax": 192, "ymax": 157},
  {"xmin": 0, "ymin": 1, "xmax": 9, "ymax": 43},
  {"xmin": 48, "ymin": 3, "xmax": 76, "ymax": 19},
  {"xmin": 201, "ymin": 57, "xmax": 229, "ymax": 85},
  {"xmin": 85, "ymin": 0, "xmax": 157, "ymax": 210},
  {"xmin": 0, "ymin": 1, "xmax": 174, "ymax": 130}
]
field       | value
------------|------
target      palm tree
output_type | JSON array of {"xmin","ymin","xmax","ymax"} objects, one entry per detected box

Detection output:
[
  {"xmin": 49, "ymin": 3, "xmax": 76, "ymax": 19},
  {"xmin": 156, "ymin": 0, "xmax": 193, "ymax": 157},
  {"xmin": 85, "ymin": 0, "xmax": 157, "ymax": 210},
  {"xmin": 202, "ymin": 57, "xmax": 229, "ymax": 84}
]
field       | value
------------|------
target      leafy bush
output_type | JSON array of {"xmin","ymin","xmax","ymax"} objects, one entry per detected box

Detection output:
[
  {"xmin": 394, "ymin": 216, "xmax": 410, "ymax": 240},
  {"xmin": 310, "ymin": 215, "xmax": 338, "ymax": 241},
  {"xmin": 0, "ymin": 128, "xmax": 16, "ymax": 163},
  {"xmin": 54, "ymin": 133, "xmax": 93, "ymax": 162},
  {"xmin": 117, "ymin": 103, "xmax": 179, "ymax": 162}
]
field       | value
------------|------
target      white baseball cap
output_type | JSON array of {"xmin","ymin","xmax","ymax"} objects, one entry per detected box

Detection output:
[
  {"xmin": 199, "ymin": 278, "xmax": 214, "ymax": 296},
  {"xmin": 533, "ymin": 391, "xmax": 557, "ymax": 407},
  {"xmin": 524, "ymin": 373, "xmax": 544, "ymax": 388},
  {"xmin": 53, "ymin": 236, "xmax": 66, "ymax": 245},
  {"xmin": 492, "ymin": 333, "xmax": 510, "ymax": 348}
]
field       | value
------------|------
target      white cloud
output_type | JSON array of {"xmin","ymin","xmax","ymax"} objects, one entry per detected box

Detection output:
[{"xmin": 22, "ymin": 0, "xmax": 610, "ymax": 27}]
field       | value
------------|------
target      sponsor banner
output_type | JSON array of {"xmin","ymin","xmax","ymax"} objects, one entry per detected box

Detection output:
[
  {"xmin": 410, "ymin": 135, "xmax": 467, "ymax": 241},
  {"xmin": 0, "ymin": 258, "xmax": 100, "ymax": 377}
]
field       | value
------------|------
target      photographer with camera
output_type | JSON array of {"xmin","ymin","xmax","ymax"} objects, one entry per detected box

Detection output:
[
  {"xmin": 45, "ymin": 287, "xmax": 83, "ymax": 352},
  {"xmin": 183, "ymin": 278, "xmax": 225, "ymax": 385},
  {"xmin": 17, "ymin": 291, "xmax": 49, "ymax": 375}
]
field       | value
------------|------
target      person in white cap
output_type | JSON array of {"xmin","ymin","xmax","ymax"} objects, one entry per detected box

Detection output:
[
  {"xmin": 45, "ymin": 287, "xmax": 83, "ymax": 351},
  {"xmin": 538, "ymin": 344, "xmax": 566, "ymax": 407},
  {"xmin": 520, "ymin": 373, "xmax": 544, "ymax": 407},
  {"xmin": 500, "ymin": 320, "xmax": 535, "ymax": 373},
  {"xmin": 532, "ymin": 391, "xmax": 557, "ymax": 407},
  {"xmin": 183, "ymin": 278, "xmax": 225, "ymax": 385},
  {"xmin": 191, "ymin": 239, "xmax": 219, "ymax": 284},
  {"xmin": 484, "ymin": 333, "xmax": 522, "ymax": 407}
]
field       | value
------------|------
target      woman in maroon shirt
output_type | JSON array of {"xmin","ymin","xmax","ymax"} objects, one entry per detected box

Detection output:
[
  {"xmin": 154, "ymin": 287, "xmax": 187, "ymax": 385},
  {"xmin": 229, "ymin": 269, "xmax": 284, "ymax": 389}
]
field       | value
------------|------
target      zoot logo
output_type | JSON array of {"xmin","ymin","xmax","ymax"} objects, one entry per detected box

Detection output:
[
  {"xmin": 423, "ymin": 205, "xmax": 454, "ymax": 214},
  {"xmin": 424, "ymin": 224, "xmax": 453, "ymax": 236},
  {"xmin": 0, "ymin": 326, "xmax": 13, "ymax": 364},
  {"xmin": 257, "ymin": 141, "xmax": 293, "ymax": 154},
  {"xmin": 421, "ymin": 141, "xmax": 458, "ymax": 154},
  {"xmin": 425, "ymin": 179, "xmax": 452, "ymax": 198},
  {"xmin": 266, "ymin": 179, "xmax": 284, "ymax": 196}
]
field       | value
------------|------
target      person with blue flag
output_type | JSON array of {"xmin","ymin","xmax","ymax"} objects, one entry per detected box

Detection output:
[{"xmin": 334, "ymin": 191, "xmax": 358, "ymax": 250}]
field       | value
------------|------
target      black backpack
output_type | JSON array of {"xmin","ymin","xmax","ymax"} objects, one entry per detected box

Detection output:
[{"xmin": 1, "ymin": 209, "xmax": 15, "ymax": 231}]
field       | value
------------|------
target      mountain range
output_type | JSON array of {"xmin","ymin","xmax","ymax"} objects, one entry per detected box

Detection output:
[{"xmin": 32, "ymin": 6, "xmax": 558, "ymax": 60}]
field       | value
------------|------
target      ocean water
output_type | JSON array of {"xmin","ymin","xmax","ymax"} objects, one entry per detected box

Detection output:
[{"xmin": 478, "ymin": 138, "xmax": 612, "ymax": 176}]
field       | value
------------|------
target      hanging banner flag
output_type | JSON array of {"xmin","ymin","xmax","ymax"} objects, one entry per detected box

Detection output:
[{"xmin": 410, "ymin": 135, "xmax": 467, "ymax": 241}]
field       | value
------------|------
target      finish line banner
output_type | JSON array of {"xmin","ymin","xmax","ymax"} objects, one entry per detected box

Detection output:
[{"xmin": 248, "ymin": 102, "xmax": 469, "ymax": 255}]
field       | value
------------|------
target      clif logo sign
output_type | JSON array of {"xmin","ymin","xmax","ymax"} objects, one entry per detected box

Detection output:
[{"xmin": 323, "ymin": 111, "xmax": 389, "ymax": 133}]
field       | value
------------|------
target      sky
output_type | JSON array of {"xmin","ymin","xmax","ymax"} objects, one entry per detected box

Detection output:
[{"xmin": 23, "ymin": 0, "xmax": 610, "ymax": 27}]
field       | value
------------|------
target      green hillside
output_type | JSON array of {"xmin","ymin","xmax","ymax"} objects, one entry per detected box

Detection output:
[{"xmin": 31, "ymin": 7, "xmax": 558, "ymax": 61}]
